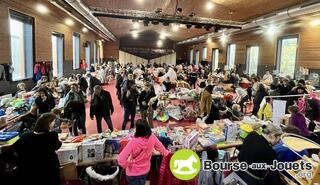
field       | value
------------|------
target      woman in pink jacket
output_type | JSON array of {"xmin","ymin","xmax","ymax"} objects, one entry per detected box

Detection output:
[{"xmin": 118, "ymin": 119, "xmax": 169, "ymax": 185}]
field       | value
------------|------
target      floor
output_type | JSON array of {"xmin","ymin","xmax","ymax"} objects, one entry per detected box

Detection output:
[{"xmin": 85, "ymin": 80, "xmax": 193, "ymax": 134}]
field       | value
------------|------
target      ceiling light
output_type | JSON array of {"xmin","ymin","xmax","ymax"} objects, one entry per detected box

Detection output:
[
  {"xmin": 267, "ymin": 25, "xmax": 277, "ymax": 36},
  {"xmin": 157, "ymin": 40, "xmax": 163, "ymax": 47},
  {"xmin": 204, "ymin": 25, "xmax": 212, "ymax": 31},
  {"xmin": 220, "ymin": 33, "xmax": 227, "ymax": 43},
  {"xmin": 214, "ymin": 26, "xmax": 221, "ymax": 33},
  {"xmin": 136, "ymin": 0, "xmax": 144, "ymax": 4},
  {"xmin": 133, "ymin": 22, "xmax": 140, "ymax": 29},
  {"xmin": 189, "ymin": 12, "xmax": 196, "ymax": 17},
  {"xmin": 186, "ymin": 24, "xmax": 192, "ymax": 29},
  {"xmin": 172, "ymin": 24, "xmax": 179, "ymax": 32},
  {"xmin": 132, "ymin": 32, "xmax": 139, "ymax": 39},
  {"xmin": 310, "ymin": 19, "xmax": 320, "ymax": 26},
  {"xmin": 82, "ymin": 27, "xmax": 88, "ymax": 33},
  {"xmin": 207, "ymin": 37, "xmax": 212, "ymax": 43},
  {"xmin": 152, "ymin": 20, "xmax": 159, "ymax": 25},
  {"xmin": 162, "ymin": 21, "xmax": 170, "ymax": 26},
  {"xmin": 143, "ymin": 19, "xmax": 149, "ymax": 26},
  {"xmin": 65, "ymin": 18, "xmax": 74, "ymax": 26},
  {"xmin": 36, "ymin": 4, "xmax": 49, "ymax": 14},
  {"xmin": 155, "ymin": 8, "xmax": 162, "ymax": 14},
  {"xmin": 206, "ymin": 1, "xmax": 214, "ymax": 11},
  {"xmin": 159, "ymin": 32, "xmax": 166, "ymax": 40}
]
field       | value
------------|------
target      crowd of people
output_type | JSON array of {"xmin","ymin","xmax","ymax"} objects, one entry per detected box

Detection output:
[{"xmin": 1, "ymin": 61, "xmax": 319, "ymax": 185}]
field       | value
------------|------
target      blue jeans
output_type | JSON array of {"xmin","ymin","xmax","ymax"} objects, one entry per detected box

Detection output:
[
  {"xmin": 122, "ymin": 107, "xmax": 136, "ymax": 130},
  {"xmin": 126, "ymin": 174, "xmax": 147, "ymax": 185}
]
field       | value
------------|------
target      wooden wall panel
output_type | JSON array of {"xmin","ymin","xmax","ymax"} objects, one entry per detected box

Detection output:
[
  {"xmin": 0, "ymin": 0, "xmax": 103, "ymax": 64},
  {"xmin": 181, "ymin": 20, "xmax": 320, "ymax": 73},
  {"xmin": 103, "ymin": 40, "xmax": 120, "ymax": 59}
]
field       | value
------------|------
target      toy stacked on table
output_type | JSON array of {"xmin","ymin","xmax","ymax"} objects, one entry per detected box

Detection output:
[{"xmin": 0, "ymin": 132, "xmax": 19, "ymax": 145}]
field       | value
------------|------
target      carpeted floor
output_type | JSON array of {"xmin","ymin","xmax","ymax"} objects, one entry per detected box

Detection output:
[
  {"xmin": 85, "ymin": 80, "xmax": 193, "ymax": 134},
  {"xmin": 83, "ymin": 80, "xmax": 253, "ymax": 134}
]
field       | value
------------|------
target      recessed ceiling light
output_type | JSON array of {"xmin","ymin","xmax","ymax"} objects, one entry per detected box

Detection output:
[
  {"xmin": 136, "ymin": 0, "xmax": 144, "ymax": 4},
  {"xmin": 159, "ymin": 32, "xmax": 166, "ymax": 40},
  {"xmin": 36, "ymin": 4, "xmax": 49, "ymax": 14},
  {"xmin": 133, "ymin": 22, "xmax": 140, "ymax": 29},
  {"xmin": 65, "ymin": 18, "xmax": 74, "ymax": 26},
  {"xmin": 267, "ymin": 25, "xmax": 277, "ymax": 35},
  {"xmin": 310, "ymin": 19, "xmax": 320, "ymax": 26},
  {"xmin": 220, "ymin": 33, "xmax": 227, "ymax": 43},
  {"xmin": 132, "ymin": 32, "xmax": 139, "ymax": 39},
  {"xmin": 172, "ymin": 24, "xmax": 179, "ymax": 32},
  {"xmin": 206, "ymin": 1, "xmax": 214, "ymax": 11},
  {"xmin": 157, "ymin": 40, "xmax": 163, "ymax": 47},
  {"xmin": 82, "ymin": 27, "xmax": 88, "ymax": 33}
]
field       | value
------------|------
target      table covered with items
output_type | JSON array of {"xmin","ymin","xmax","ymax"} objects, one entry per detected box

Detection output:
[{"xmin": 0, "ymin": 92, "xmax": 35, "ymax": 131}]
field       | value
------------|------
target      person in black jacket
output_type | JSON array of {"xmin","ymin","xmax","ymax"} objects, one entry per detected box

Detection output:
[
  {"xmin": 116, "ymin": 68, "xmax": 126, "ymax": 103},
  {"xmin": 138, "ymin": 83, "xmax": 156, "ymax": 123},
  {"xmin": 188, "ymin": 71, "xmax": 198, "ymax": 89},
  {"xmin": 64, "ymin": 84, "xmax": 86, "ymax": 136},
  {"xmin": 86, "ymin": 73, "xmax": 101, "ymax": 94},
  {"xmin": 122, "ymin": 84, "xmax": 139, "ymax": 130},
  {"xmin": 162, "ymin": 77, "xmax": 172, "ymax": 92},
  {"xmin": 17, "ymin": 103, "xmax": 38, "ymax": 135},
  {"xmin": 252, "ymin": 83, "xmax": 269, "ymax": 116},
  {"xmin": 278, "ymin": 78, "xmax": 292, "ymax": 96},
  {"xmin": 77, "ymin": 74, "xmax": 88, "ymax": 93},
  {"xmin": 90, "ymin": 85, "xmax": 114, "ymax": 133},
  {"xmin": 35, "ymin": 88, "xmax": 55, "ymax": 114},
  {"xmin": 287, "ymin": 84, "xmax": 308, "ymax": 107},
  {"xmin": 237, "ymin": 124, "xmax": 284, "ymax": 185},
  {"xmin": 1, "ymin": 113, "xmax": 62, "ymax": 185}
]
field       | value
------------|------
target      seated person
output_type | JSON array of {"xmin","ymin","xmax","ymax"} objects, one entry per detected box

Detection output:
[
  {"xmin": 34, "ymin": 89, "xmax": 56, "ymax": 114},
  {"xmin": 14, "ymin": 82, "xmax": 26, "ymax": 98},
  {"xmin": 237, "ymin": 124, "xmax": 285, "ymax": 185},
  {"xmin": 220, "ymin": 104, "xmax": 243, "ymax": 121},
  {"xmin": 17, "ymin": 103, "xmax": 38, "ymax": 135},
  {"xmin": 234, "ymin": 86, "xmax": 249, "ymax": 113},
  {"xmin": 188, "ymin": 71, "xmax": 198, "ymax": 89},
  {"xmin": 288, "ymin": 105, "xmax": 310, "ymax": 137},
  {"xmin": 51, "ymin": 109, "xmax": 72, "ymax": 133},
  {"xmin": 161, "ymin": 77, "xmax": 172, "ymax": 92},
  {"xmin": 205, "ymin": 97, "xmax": 225, "ymax": 123}
]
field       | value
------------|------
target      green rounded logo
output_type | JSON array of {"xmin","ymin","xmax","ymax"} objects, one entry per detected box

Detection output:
[{"xmin": 170, "ymin": 149, "xmax": 201, "ymax": 180}]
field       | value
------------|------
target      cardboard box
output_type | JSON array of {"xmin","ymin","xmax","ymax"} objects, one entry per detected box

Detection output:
[
  {"xmin": 80, "ymin": 139, "xmax": 106, "ymax": 163},
  {"xmin": 184, "ymin": 131, "xmax": 199, "ymax": 149},
  {"xmin": 105, "ymin": 138, "xmax": 120, "ymax": 154},
  {"xmin": 225, "ymin": 123, "xmax": 239, "ymax": 142},
  {"xmin": 60, "ymin": 162, "xmax": 78, "ymax": 181},
  {"xmin": 57, "ymin": 143, "xmax": 79, "ymax": 165}
]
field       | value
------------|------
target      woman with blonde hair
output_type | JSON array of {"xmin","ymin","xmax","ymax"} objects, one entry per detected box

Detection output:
[{"xmin": 14, "ymin": 82, "xmax": 26, "ymax": 98}]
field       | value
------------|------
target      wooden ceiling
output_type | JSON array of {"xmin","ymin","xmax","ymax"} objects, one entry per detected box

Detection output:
[{"xmin": 81, "ymin": 0, "xmax": 307, "ymax": 42}]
